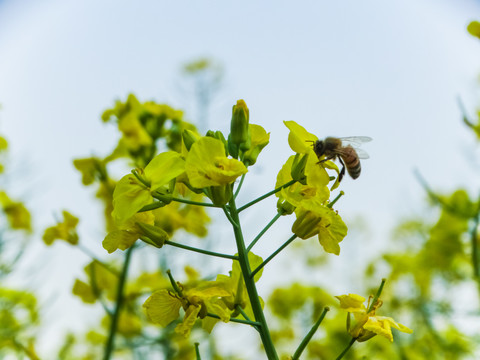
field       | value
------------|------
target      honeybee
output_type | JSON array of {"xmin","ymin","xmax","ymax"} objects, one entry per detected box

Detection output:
[{"xmin": 313, "ymin": 136, "xmax": 372, "ymax": 182}]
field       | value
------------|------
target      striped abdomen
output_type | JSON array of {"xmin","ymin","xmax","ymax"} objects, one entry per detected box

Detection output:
[{"xmin": 340, "ymin": 146, "xmax": 361, "ymax": 179}]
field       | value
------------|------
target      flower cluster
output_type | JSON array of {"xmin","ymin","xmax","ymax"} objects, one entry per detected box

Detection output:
[{"xmin": 278, "ymin": 121, "xmax": 347, "ymax": 255}]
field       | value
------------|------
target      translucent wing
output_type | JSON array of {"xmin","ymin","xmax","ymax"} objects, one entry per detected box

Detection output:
[
  {"xmin": 338, "ymin": 136, "xmax": 371, "ymax": 159},
  {"xmin": 354, "ymin": 148, "xmax": 369, "ymax": 159},
  {"xmin": 335, "ymin": 146, "xmax": 370, "ymax": 159},
  {"xmin": 339, "ymin": 136, "xmax": 372, "ymax": 147}
]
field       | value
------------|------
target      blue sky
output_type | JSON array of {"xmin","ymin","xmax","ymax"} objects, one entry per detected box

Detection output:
[{"xmin": 1, "ymin": 0, "xmax": 480, "ymax": 355}]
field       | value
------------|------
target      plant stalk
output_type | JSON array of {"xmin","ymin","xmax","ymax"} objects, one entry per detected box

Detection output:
[{"xmin": 228, "ymin": 196, "xmax": 279, "ymax": 359}]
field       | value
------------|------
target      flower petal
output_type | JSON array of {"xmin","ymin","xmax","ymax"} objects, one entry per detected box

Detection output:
[{"xmin": 143, "ymin": 289, "xmax": 182, "ymax": 327}]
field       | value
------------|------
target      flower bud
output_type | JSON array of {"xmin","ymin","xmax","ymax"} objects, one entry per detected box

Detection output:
[
  {"xmin": 227, "ymin": 134, "xmax": 239, "ymax": 159},
  {"xmin": 182, "ymin": 129, "xmax": 198, "ymax": 151},
  {"xmin": 136, "ymin": 222, "xmax": 169, "ymax": 248},
  {"xmin": 291, "ymin": 209, "xmax": 322, "ymax": 239},
  {"xmin": 206, "ymin": 130, "xmax": 229, "ymax": 155},
  {"xmin": 151, "ymin": 190, "xmax": 173, "ymax": 205},
  {"xmin": 229, "ymin": 100, "xmax": 250, "ymax": 147},
  {"xmin": 208, "ymin": 185, "xmax": 233, "ymax": 206},
  {"xmin": 291, "ymin": 153, "xmax": 308, "ymax": 183},
  {"xmin": 276, "ymin": 199, "xmax": 296, "ymax": 215}
]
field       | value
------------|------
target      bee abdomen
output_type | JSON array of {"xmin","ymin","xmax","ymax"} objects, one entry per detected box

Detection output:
[{"xmin": 347, "ymin": 162, "xmax": 361, "ymax": 179}]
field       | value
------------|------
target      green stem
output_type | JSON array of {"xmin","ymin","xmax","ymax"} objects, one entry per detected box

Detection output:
[
  {"xmin": 471, "ymin": 195, "xmax": 480, "ymax": 283},
  {"xmin": 247, "ymin": 212, "xmax": 282, "ymax": 252},
  {"xmin": 195, "ymin": 342, "xmax": 201, "ymax": 360},
  {"xmin": 164, "ymin": 240, "xmax": 238, "ymax": 260},
  {"xmin": 138, "ymin": 202, "xmax": 165, "ymax": 212},
  {"xmin": 368, "ymin": 278, "xmax": 386, "ymax": 313},
  {"xmin": 234, "ymin": 173, "xmax": 247, "ymax": 199},
  {"xmin": 335, "ymin": 337, "xmax": 357, "ymax": 360},
  {"xmin": 12, "ymin": 339, "xmax": 40, "ymax": 360},
  {"xmin": 131, "ymin": 169, "xmax": 150, "ymax": 188},
  {"xmin": 237, "ymin": 179, "xmax": 297, "ymax": 213},
  {"xmin": 151, "ymin": 194, "xmax": 218, "ymax": 208},
  {"xmin": 236, "ymin": 305, "xmax": 253, "ymax": 322},
  {"xmin": 228, "ymin": 196, "xmax": 279, "ymax": 359},
  {"xmin": 103, "ymin": 245, "xmax": 134, "ymax": 360},
  {"xmin": 250, "ymin": 235, "xmax": 297, "ymax": 279},
  {"xmin": 222, "ymin": 206, "xmax": 239, "ymax": 228},
  {"xmin": 327, "ymin": 191, "xmax": 345, "ymax": 208},
  {"xmin": 457, "ymin": 96, "xmax": 474, "ymax": 128},
  {"xmin": 206, "ymin": 312, "xmax": 261, "ymax": 327},
  {"xmin": 88, "ymin": 262, "xmax": 113, "ymax": 316},
  {"xmin": 471, "ymin": 215, "xmax": 479, "ymax": 279},
  {"xmin": 171, "ymin": 196, "xmax": 218, "ymax": 207},
  {"xmin": 292, "ymin": 307, "xmax": 330, "ymax": 360},
  {"xmin": 166, "ymin": 269, "xmax": 183, "ymax": 297}
]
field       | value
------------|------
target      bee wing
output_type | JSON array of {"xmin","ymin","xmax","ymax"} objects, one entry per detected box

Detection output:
[
  {"xmin": 336, "ymin": 146, "xmax": 370, "ymax": 159},
  {"xmin": 354, "ymin": 148, "xmax": 369, "ymax": 159},
  {"xmin": 339, "ymin": 136, "xmax": 372, "ymax": 147}
]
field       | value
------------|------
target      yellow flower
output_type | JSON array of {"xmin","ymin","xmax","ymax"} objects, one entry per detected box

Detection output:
[
  {"xmin": 283, "ymin": 120, "xmax": 341, "ymax": 189},
  {"xmin": 112, "ymin": 151, "xmax": 185, "ymax": 223},
  {"xmin": 102, "ymin": 211, "xmax": 157, "ymax": 253},
  {"xmin": 43, "ymin": 211, "xmax": 79, "ymax": 245},
  {"xmin": 185, "ymin": 137, "xmax": 248, "ymax": 188},
  {"xmin": 283, "ymin": 120, "xmax": 317, "ymax": 154},
  {"xmin": 153, "ymin": 195, "xmax": 210, "ymax": 237},
  {"xmin": 336, "ymin": 293, "xmax": 413, "ymax": 342},
  {"xmin": 243, "ymin": 124, "xmax": 270, "ymax": 166},
  {"xmin": 143, "ymin": 280, "xmax": 231, "ymax": 337},
  {"xmin": 276, "ymin": 155, "xmax": 330, "ymax": 209},
  {"xmin": 72, "ymin": 260, "xmax": 118, "ymax": 303},
  {"xmin": 73, "ymin": 157, "xmax": 103, "ymax": 186},
  {"xmin": 292, "ymin": 199, "xmax": 347, "ymax": 255},
  {"xmin": 214, "ymin": 252, "xmax": 264, "ymax": 322},
  {"xmin": 0, "ymin": 191, "xmax": 32, "ymax": 232}
]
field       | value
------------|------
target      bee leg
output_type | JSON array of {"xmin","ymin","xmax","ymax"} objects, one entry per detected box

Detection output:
[
  {"xmin": 317, "ymin": 155, "xmax": 336, "ymax": 164},
  {"xmin": 338, "ymin": 157, "xmax": 346, "ymax": 182}
]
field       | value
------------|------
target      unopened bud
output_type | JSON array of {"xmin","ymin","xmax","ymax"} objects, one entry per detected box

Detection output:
[
  {"xmin": 230, "ymin": 99, "xmax": 250, "ymax": 146},
  {"xmin": 291, "ymin": 210, "xmax": 322, "ymax": 239},
  {"xmin": 208, "ymin": 185, "xmax": 233, "ymax": 207},
  {"xmin": 136, "ymin": 222, "xmax": 169, "ymax": 248},
  {"xmin": 182, "ymin": 129, "xmax": 198, "ymax": 151},
  {"xmin": 291, "ymin": 153, "xmax": 308, "ymax": 183},
  {"xmin": 206, "ymin": 130, "xmax": 228, "ymax": 155},
  {"xmin": 277, "ymin": 199, "xmax": 296, "ymax": 215}
]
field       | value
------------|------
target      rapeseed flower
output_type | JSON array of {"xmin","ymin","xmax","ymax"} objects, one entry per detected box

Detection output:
[{"xmin": 336, "ymin": 293, "xmax": 413, "ymax": 342}]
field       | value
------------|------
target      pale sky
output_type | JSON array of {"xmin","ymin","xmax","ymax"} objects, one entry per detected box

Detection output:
[{"xmin": 1, "ymin": 0, "xmax": 480, "ymax": 356}]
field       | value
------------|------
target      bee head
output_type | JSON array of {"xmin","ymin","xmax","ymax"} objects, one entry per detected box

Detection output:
[{"xmin": 313, "ymin": 139, "xmax": 325, "ymax": 157}]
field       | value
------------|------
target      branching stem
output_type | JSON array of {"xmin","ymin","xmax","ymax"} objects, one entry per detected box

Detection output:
[
  {"xmin": 292, "ymin": 307, "xmax": 330, "ymax": 360},
  {"xmin": 250, "ymin": 235, "xmax": 297, "ymax": 279},
  {"xmin": 237, "ymin": 180, "xmax": 297, "ymax": 213},
  {"xmin": 164, "ymin": 240, "xmax": 238, "ymax": 260},
  {"xmin": 247, "ymin": 212, "xmax": 282, "ymax": 252}
]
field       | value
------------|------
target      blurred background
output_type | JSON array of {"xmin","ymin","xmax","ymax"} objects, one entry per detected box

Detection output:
[{"xmin": 1, "ymin": 0, "xmax": 480, "ymax": 358}]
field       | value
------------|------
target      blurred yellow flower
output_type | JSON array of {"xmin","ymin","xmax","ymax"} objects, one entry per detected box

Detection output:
[
  {"xmin": 43, "ymin": 210, "xmax": 79, "ymax": 246},
  {"xmin": 336, "ymin": 293, "xmax": 412, "ymax": 342}
]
